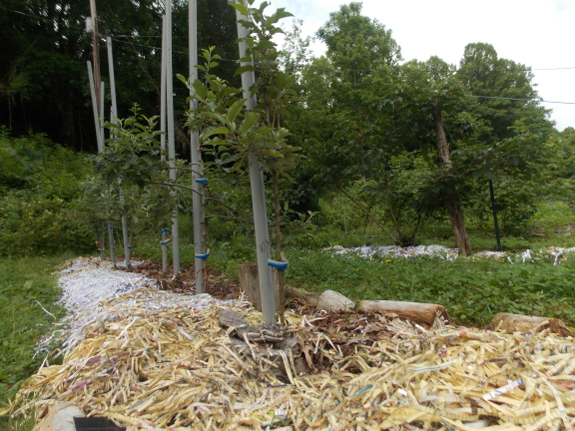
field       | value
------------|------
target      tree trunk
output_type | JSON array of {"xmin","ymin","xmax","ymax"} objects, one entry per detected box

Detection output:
[
  {"xmin": 447, "ymin": 201, "xmax": 472, "ymax": 256},
  {"xmin": 433, "ymin": 100, "xmax": 472, "ymax": 256}
]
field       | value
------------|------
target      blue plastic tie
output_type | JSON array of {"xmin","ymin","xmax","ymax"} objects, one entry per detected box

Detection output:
[
  {"xmin": 110, "ymin": 246, "xmax": 116, "ymax": 250},
  {"xmin": 195, "ymin": 178, "xmax": 208, "ymax": 185},
  {"xmin": 108, "ymin": 225, "xmax": 115, "ymax": 229},
  {"xmin": 195, "ymin": 250, "xmax": 210, "ymax": 259},
  {"xmin": 160, "ymin": 228, "xmax": 172, "ymax": 234},
  {"xmin": 160, "ymin": 239, "xmax": 171, "ymax": 246},
  {"xmin": 128, "ymin": 245, "xmax": 133, "ymax": 249},
  {"xmin": 267, "ymin": 259, "xmax": 289, "ymax": 271}
]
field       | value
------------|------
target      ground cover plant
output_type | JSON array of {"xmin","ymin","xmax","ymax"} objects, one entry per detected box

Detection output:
[
  {"xmin": 285, "ymin": 248, "xmax": 575, "ymax": 328},
  {"xmin": 0, "ymin": 256, "xmax": 68, "ymax": 416}
]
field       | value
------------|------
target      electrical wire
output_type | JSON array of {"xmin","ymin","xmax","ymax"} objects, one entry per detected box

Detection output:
[
  {"xmin": 5, "ymin": 4, "xmax": 575, "ymax": 107},
  {"xmin": 466, "ymin": 95, "xmax": 575, "ymax": 105}
]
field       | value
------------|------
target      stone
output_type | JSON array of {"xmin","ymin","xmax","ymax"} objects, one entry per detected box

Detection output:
[
  {"xmin": 218, "ymin": 309, "xmax": 246, "ymax": 328},
  {"xmin": 317, "ymin": 290, "xmax": 354, "ymax": 312},
  {"xmin": 36, "ymin": 401, "xmax": 85, "ymax": 431}
]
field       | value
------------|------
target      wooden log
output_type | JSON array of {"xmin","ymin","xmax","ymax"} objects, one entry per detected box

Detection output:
[
  {"xmin": 237, "ymin": 263, "xmax": 284, "ymax": 313},
  {"xmin": 487, "ymin": 313, "xmax": 572, "ymax": 337},
  {"xmin": 285, "ymin": 286, "xmax": 320, "ymax": 307},
  {"xmin": 358, "ymin": 300, "xmax": 449, "ymax": 328}
]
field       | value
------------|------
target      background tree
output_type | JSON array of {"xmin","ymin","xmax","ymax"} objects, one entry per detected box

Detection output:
[
  {"xmin": 456, "ymin": 42, "xmax": 554, "ymax": 142},
  {"xmin": 0, "ymin": 0, "xmax": 239, "ymax": 153}
]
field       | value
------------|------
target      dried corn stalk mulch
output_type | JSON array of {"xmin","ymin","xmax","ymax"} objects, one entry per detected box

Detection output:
[{"xmin": 2, "ymin": 259, "xmax": 575, "ymax": 430}]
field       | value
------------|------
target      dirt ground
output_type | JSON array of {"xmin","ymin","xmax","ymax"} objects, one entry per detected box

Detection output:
[{"xmin": 120, "ymin": 260, "xmax": 242, "ymax": 299}]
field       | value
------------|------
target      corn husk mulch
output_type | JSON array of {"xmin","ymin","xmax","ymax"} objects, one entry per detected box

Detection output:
[{"xmin": 3, "ymin": 259, "xmax": 575, "ymax": 430}]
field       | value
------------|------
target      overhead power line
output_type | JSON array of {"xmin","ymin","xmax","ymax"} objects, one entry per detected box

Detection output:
[
  {"xmin": 6, "ymin": 5, "xmax": 575, "ymax": 107},
  {"xmin": 466, "ymin": 95, "xmax": 575, "ymax": 105}
]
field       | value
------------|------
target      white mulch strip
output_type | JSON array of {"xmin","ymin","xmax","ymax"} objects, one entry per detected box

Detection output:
[
  {"xmin": 36, "ymin": 257, "xmax": 242, "ymax": 360},
  {"xmin": 327, "ymin": 244, "xmax": 575, "ymax": 264}
]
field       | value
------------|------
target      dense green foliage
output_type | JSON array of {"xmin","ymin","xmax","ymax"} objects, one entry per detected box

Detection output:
[{"xmin": 0, "ymin": 132, "xmax": 95, "ymax": 256}]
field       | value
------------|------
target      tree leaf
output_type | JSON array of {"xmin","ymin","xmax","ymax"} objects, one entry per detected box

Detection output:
[
  {"xmin": 231, "ymin": 3, "xmax": 249, "ymax": 16},
  {"xmin": 240, "ymin": 112, "xmax": 259, "ymax": 135},
  {"xmin": 235, "ymin": 64, "xmax": 255, "ymax": 76},
  {"xmin": 227, "ymin": 99, "xmax": 246, "ymax": 125},
  {"xmin": 201, "ymin": 126, "xmax": 229, "ymax": 140}
]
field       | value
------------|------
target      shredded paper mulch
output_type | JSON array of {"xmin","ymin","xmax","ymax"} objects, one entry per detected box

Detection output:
[{"xmin": 3, "ymin": 258, "xmax": 575, "ymax": 430}]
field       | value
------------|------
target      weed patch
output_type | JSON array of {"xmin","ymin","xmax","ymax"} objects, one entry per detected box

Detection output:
[{"xmin": 286, "ymin": 249, "xmax": 575, "ymax": 327}]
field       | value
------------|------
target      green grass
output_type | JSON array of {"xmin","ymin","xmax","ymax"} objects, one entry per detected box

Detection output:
[
  {"xmin": 0, "ymin": 255, "xmax": 70, "ymax": 417},
  {"xmin": 285, "ymin": 248, "xmax": 575, "ymax": 328}
]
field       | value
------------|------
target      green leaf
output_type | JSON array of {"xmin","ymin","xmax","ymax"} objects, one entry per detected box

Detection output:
[
  {"xmin": 240, "ymin": 112, "xmax": 259, "ymax": 135},
  {"xmin": 235, "ymin": 64, "xmax": 255, "ymax": 76},
  {"xmin": 227, "ymin": 99, "xmax": 246, "ymax": 125},
  {"xmin": 192, "ymin": 81, "xmax": 208, "ymax": 99},
  {"xmin": 201, "ymin": 126, "xmax": 229, "ymax": 140},
  {"xmin": 176, "ymin": 74, "xmax": 189, "ymax": 86},
  {"xmin": 231, "ymin": 2, "xmax": 249, "ymax": 16}
]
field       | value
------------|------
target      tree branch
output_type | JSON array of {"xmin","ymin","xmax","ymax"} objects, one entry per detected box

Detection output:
[
  {"xmin": 205, "ymin": 196, "xmax": 250, "ymax": 219},
  {"xmin": 145, "ymin": 180, "xmax": 202, "ymax": 196},
  {"xmin": 336, "ymin": 186, "xmax": 398, "ymax": 244}
]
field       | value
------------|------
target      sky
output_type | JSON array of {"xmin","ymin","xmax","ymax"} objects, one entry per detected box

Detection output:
[{"xmin": 268, "ymin": 0, "xmax": 575, "ymax": 131}]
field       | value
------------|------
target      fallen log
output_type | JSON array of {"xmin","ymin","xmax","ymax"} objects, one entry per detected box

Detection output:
[
  {"xmin": 487, "ymin": 312, "xmax": 572, "ymax": 337},
  {"xmin": 285, "ymin": 286, "xmax": 320, "ymax": 307},
  {"xmin": 358, "ymin": 300, "xmax": 449, "ymax": 328}
]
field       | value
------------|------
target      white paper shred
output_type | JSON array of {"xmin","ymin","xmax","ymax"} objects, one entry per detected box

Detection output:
[{"xmin": 37, "ymin": 258, "xmax": 245, "ymax": 357}]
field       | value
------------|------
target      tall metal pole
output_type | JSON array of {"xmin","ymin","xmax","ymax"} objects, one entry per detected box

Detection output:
[
  {"xmin": 98, "ymin": 80, "xmax": 116, "ymax": 265},
  {"xmin": 189, "ymin": 0, "xmax": 206, "ymax": 293},
  {"xmin": 166, "ymin": 0, "xmax": 180, "ymax": 275},
  {"xmin": 87, "ymin": 61, "xmax": 104, "ymax": 153},
  {"xmin": 236, "ymin": 6, "xmax": 276, "ymax": 323},
  {"xmin": 160, "ymin": 15, "xmax": 167, "ymax": 161},
  {"xmin": 106, "ymin": 37, "xmax": 118, "ymax": 122},
  {"xmin": 89, "ymin": 0, "xmax": 101, "ymax": 114},
  {"xmin": 107, "ymin": 37, "xmax": 132, "ymax": 269},
  {"xmin": 99, "ymin": 82, "xmax": 105, "ymax": 148},
  {"xmin": 160, "ymin": 15, "xmax": 169, "ymax": 272}
]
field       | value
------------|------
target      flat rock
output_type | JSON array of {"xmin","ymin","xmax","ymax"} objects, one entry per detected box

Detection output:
[
  {"xmin": 317, "ymin": 290, "xmax": 354, "ymax": 312},
  {"xmin": 36, "ymin": 401, "xmax": 85, "ymax": 431},
  {"xmin": 219, "ymin": 309, "xmax": 246, "ymax": 328}
]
